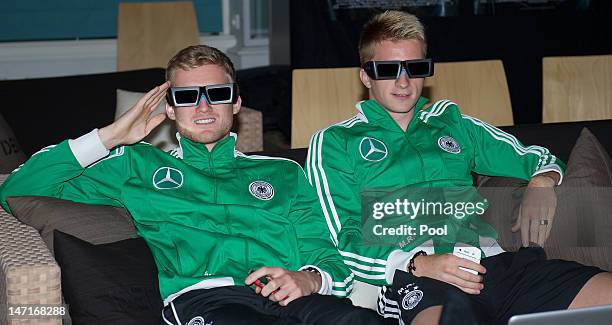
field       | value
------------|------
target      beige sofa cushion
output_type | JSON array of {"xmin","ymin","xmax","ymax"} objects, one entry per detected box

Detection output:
[
  {"xmin": 115, "ymin": 89, "xmax": 177, "ymax": 151},
  {"xmin": 7, "ymin": 196, "xmax": 137, "ymax": 254}
]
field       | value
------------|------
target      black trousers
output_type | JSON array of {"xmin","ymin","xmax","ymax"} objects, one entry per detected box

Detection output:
[
  {"xmin": 381, "ymin": 247, "xmax": 603, "ymax": 325},
  {"xmin": 161, "ymin": 286, "xmax": 385, "ymax": 325}
]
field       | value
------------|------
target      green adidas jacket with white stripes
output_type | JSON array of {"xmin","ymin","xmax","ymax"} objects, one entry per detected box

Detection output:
[
  {"xmin": 0, "ymin": 131, "xmax": 353, "ymax": 303},
  {"xmin": 306, "ymin": 98, "xmax": 564, "ymax": 286}
]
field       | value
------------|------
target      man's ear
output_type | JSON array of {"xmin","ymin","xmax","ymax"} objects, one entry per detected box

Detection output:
[
  {"xmin": 232, "ymin": 96, "xmax": 242, "ymax": 115},
  {"xmin": 165, "ymin": 103, "xmax": 176, "ymax": 120},
  {"xmin": 360, "ymin": 69, "xmax": 372, "ymax": 89}
]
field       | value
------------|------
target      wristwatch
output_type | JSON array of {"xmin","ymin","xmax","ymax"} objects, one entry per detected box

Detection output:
[{"xmin": 302, "ymin": 267, "xmax": 321, "ymax": 275}]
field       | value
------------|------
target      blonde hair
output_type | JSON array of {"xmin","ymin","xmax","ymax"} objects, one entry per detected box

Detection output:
[
  {"xmin": 358, "ymin": 10, "xmax": 427, "ymax": 65},
  {"xmin": 166, "ymin": 45, "xmax": 236, "ymax": 82}
]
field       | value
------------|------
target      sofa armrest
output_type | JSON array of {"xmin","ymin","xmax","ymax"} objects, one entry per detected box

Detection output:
[{"xmin": 0, "ymin": 202, "xmax": 62, "ymax": 324}]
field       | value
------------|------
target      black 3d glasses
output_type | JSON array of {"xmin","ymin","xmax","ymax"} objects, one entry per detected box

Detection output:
[
  {"xmin": 363, "ymin": 59, "xmax": 434, "ymax": 80},
  {"xmin": 166, "ymin": 83, "xmax": 238, "ymax": 107}
]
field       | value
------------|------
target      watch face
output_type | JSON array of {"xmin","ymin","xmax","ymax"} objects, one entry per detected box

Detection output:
[{"xmin": 303, "ymin": 267, "xmax": 320, "ymax": 274}]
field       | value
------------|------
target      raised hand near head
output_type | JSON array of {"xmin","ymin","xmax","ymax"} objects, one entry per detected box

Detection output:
[{"xmin": 99, "ymin": 82, "xmax": 170, "ymax": 149}]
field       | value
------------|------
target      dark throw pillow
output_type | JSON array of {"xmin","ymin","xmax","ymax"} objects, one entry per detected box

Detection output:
[
  {"xmin": 476, "ymin": 128, "xmax": 612, "ymax": 271},
  {"xmin": 563, "ymin": 127, "xmax": 612, "ymax": 186},
  {"xmin": 7, "ymin": 196, "xmax": 138, "ymax": 253},
  {"xmin": 545, "ymin": 128, "xmax": 612, "ymax": 271},
  {"xmin": 53, "ymin": 230, "xmax": 162, "ymax": 325},
  {"xmin": 0, "ymin": 113, "xmax": 27, "ymax": 173}
]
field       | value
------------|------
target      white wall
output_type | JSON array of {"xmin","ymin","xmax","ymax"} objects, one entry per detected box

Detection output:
[{"xmin": 0, "ymin": 34, "xmax": 269, "ymax": 80}]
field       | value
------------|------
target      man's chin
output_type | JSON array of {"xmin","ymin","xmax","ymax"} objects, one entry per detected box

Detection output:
[
  {"xmin": 379, "ymin": 99, "xmax": 417, "ymax": 113},
  {"xmin": 179, "ymin": 130, "xmax": 221, "ymax": 145},
  {"xmin": 177, "ymin": 123, "xmax": 232, "ymax": 147},
  {"xmin": 385, "ymin": 105, "xmax": 417, "ymax": 114}
]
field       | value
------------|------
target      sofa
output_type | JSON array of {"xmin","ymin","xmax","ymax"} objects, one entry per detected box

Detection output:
[{"xmin": 1, "ymin": 115, "xmax": 611, "ymax": 324}]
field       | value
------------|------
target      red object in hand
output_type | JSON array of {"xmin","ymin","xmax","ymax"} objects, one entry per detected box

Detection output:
[
  {"xmin": 254, "ymin": 278, "xmax": 266, "ymax": 289},
  {"xmin": 249, "ymin": 269, "xmax": 287, "ymax": 300}
]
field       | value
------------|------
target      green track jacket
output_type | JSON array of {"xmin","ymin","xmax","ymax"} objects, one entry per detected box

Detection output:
[
  {"xmin": 0, "ymin": 131, "xmax": 353, "ymax": 303},
  {"xmin": 306, "ymin": 98, "xmax": 565, "ymax": 286}
]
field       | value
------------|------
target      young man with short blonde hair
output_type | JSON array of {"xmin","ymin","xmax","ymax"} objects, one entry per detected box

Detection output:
[
  {"xmin": 308, "ymin": 10, "xmax": 612, "ymax": 325},
  {"xmin": 1, "ymin": 45, "xmax": 384, "ymax": 325}
]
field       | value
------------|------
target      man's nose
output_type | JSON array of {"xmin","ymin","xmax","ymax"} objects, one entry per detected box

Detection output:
[
  {"xmin": 396, "ymin": 67, "xmax": 410, "ymax": 87},
  {"xmin": 196, "ymin": 94, "xmax": 212, "ymax": 112}
]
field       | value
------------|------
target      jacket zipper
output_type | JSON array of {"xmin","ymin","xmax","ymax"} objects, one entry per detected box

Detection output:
[
  {"xmin": 208, "ymin": 151, "xmax": 217, "ymax": 203},
  {"xmin": 404, "ymin": 122, "xmax": 427, "ymax": 185},
  {"xmin": 244, "ymin": 233, "xmax": 249, "ymax": 267}
]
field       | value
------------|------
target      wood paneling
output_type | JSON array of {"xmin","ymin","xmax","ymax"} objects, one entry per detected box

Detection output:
[
  {"xmin": 423, "ymin": 60, "xmax": 513, "ymax": 126},
  {"xmin": 291, "ymin": 67, "xmax": 366, "ymax": 148},
  {"xmin": 117, "ymin": 2, "xmax": 199, "ymax": 71},
  {"xmin": 543, "ymin": 55, "xmax": 612, "ymax": 123}
]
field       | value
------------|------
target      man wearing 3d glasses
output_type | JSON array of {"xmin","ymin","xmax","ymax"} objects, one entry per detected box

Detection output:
[
  {"xmin": 0, "ymin": 45, "xmax": 385, "ymax": 325},
  {"xmin": 306, "ymin": 10, "xmax": 612, "ymax": 325}
]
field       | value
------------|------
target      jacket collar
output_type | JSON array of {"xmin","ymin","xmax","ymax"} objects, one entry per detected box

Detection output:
[
  {"xmin": 357, "ymin": 97, "xmax": 429, "ymax": 133},
  {"xmin": 175, "ymin": 132, "xmax": 237, "ymax": 167}
]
